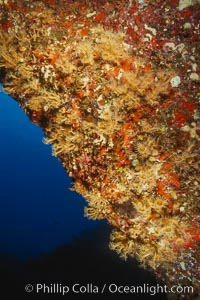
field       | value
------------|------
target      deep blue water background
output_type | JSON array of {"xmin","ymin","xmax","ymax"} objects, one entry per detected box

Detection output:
[
  {"xmin": 0, "ymin": 86, "xmax": 166, "ymax": 300},
  {"xmin": 0, "ymin": 86, "xmax": 98, "ymax": 260}
]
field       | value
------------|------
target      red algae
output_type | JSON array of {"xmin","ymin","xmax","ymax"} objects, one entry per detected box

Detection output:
[{"xmin": 0, "ymin": 0, "xmax": 200, "ymax": 299}]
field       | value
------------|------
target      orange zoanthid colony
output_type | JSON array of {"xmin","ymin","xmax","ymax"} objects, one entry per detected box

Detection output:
[{"xmin": 0, "ymin": 0, "xmax": 199, "ymax": 298}]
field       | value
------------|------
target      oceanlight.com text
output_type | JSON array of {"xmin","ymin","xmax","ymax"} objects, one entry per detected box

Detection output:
[{"xmin": 25, "ymin": 283, "xmax": 194, "ymax": 296}]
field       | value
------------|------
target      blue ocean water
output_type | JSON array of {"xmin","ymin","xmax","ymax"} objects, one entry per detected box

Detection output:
[
  {"xmin": 0, "ymin": 91, "xmax": 166, "ymax": 300},
  {"xmin": 0, "ymin": 87, "xmax": 99, "ymax": 260}
]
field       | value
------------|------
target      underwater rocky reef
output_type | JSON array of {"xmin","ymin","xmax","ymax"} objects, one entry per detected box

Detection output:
[{"xmin": 0, "ymin": 0, "xmax": 200, "ymax": 298}]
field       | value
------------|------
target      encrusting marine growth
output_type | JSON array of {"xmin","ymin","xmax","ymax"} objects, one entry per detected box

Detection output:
[{"xmin": 0, "ymin": 0, "xmax": 200, "ymax": 298}]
